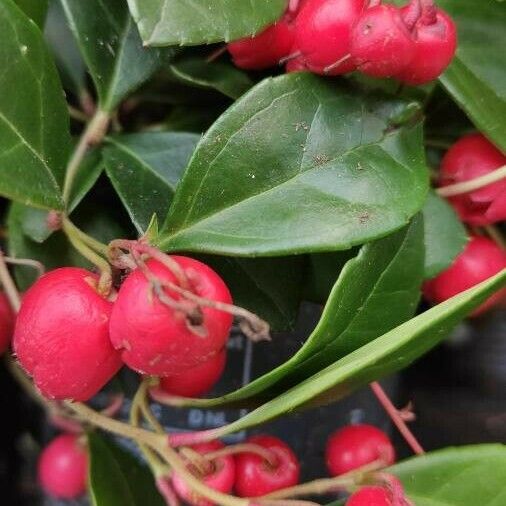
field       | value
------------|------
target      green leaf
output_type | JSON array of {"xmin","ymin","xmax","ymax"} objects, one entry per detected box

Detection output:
[
  {"xmin": 44, "ymin": 0, "xmax": 86, "ymax": 94},
  {"xmin": 392, "ymin": 444, "xmax": 506, "ymax": 505},
  {"xmin": 0, "ymin": 0, "xmax": 70, "ymax": 210},
  {"xmin": 438, "ymin": 0, "xmax": 506, "ymax": 151},
  {"xmin": 60, "ymin": 0, "xmax": 176, "ymax": 111},
  {"xmin": 203, "ymin": 255, "xmax": 304, "ymax": 332},
  {"xmin": 88, "ymin": 432, "xmax": 164, "ymax": 506},
  {"xmin": 170, "ymin": 57, "xmax": 253, "ymax": 99},
  {"xmin": 13, "ymin": 0, "xmax": 47, "ymax": 27},
  {"xmin": 422, "ymin": 191, "xmax": 468, "ymax": 279},
  {"xmin": 104, "ymin": 132, "xmax": 200, "ymax": 234},
  {"xmin": 205, "ymin": 267, "xmax": 506, "ymax": 436},
  {"xmin": 160, "ymin": 74, "xmax": 429, "ymax": 257},
  {"xmin": 174, "ymin": 216, "xmax": 424, "ymax": 408},
  {"xmin": 127, "ymin": 0, "xmax": 286, "ymax": 47}
]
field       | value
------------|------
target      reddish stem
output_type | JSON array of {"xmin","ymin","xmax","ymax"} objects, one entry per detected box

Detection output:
[
  {"xmin": 156, "ymin": 476, "xmax": 181, "ymax": 506},
  {"xmin": 370, "ymin": 382, "xmax": 425, "ymax": 455},
  {"xmin": 168, "ymin": 429, "xmax": 221, "ymax": 448},
  {"xmin": 206, "ymin": 45, "xmax": 227, "ymax": 63}
]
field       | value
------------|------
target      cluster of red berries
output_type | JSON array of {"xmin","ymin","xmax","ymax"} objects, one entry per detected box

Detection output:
[
  {"xmin": 37, "ymin": 424, "xmax": 401, "ymax": 504},
  {"xmin": 12, "ymin": 256, "xmax": 233, "ymax": 402},
  {"xmin": 228, "ymin": 0, "xmax": 457, "ymax": 85},
  {"xmin": 424, "ymin": 134, "xmax": 506, "ymax": 315}
]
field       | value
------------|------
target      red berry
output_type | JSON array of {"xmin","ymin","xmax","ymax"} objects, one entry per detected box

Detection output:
[
  {"xmin": 14, "ymin": 268, "xmax": 121, "ymax": 401},
  {"xmin": 439, "ymin": 133, "xmax": 506, "ymax": 226},
  {"xmin": 285, "ymin": 54, "xmax": 308, "ymax": 73},
  {"xmin": 293, "ymin": 0, "xmax": 366, "ymax": 75},
  {"xmin": 110, "ymin": 256, "xmax": 232, "ymax": 377},
  {"xmin": 159, "ymin": 350, "xmax": 226, "ymax": 398},
  {"xmin": 235, "ymin": 435, "xmax": 300, "ymax": 497},
  {"xmin": 0, "ymin": 291, "xmax": 14, "ymax": 355},
  {"xmin": 346, "ymin": 486, "xmax": 392, "ymax": 506},
  {"xmin": 397, "ymin": 5, "xmax": 457, "ymax": 85},
  {"xmin": 350, "ymin": 5, "xmax": 415, "ymax": 78},
  {"xmin": 325, "ymin": 424, "xmax": 395, "ymax": 476},
  {"xmin": 423, "ymin": 236, "xmax": 506, "ymax": 316},
  {"xmin": 172, "ymin": 441, "xmax": 235, "ymax": 506},
  {"xmin": 228, "ymin": 18, "xmax": 296, "ymax": 70},
  {"xmin": 38, "ymin": 434, "xmax": 88, "ymax": 499}
]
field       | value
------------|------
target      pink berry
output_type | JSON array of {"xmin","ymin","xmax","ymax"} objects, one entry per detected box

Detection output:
[
  {"xmin": 14, "ymin": 268, "xmax": 121, "ymax": 401},
  {"xmin": 397, "ymin": 4, "xmax": 457, "ymax": 85},
  {"xmin": 159, "ymin": 350, "xmax": 226, "ymax": 398},
  {"xmin": 38, "ymin": 434, "xmax": 88, "ymax": 499},
  {"xmin": 228, "ymin": 18, "xmax": 296, "ymax": 70},
  {"xmin": 293, "ymin": 0, "xmax": 366, "ymax": 75},
  {"xmin": 423, "ymin": 236, "xmax": 506, "ymax": 316},
  {"xmin": 346, "ymin": 486, "xmax": 392, "ymax": 506},
  {"xmin": 439, "ymin": 133, "xmax": 506, "ymax": 226},
  {"xmin": 325, "ymin": 425, "xmax": 395, "ymax": 476},
  {"xmin": 110, "ymin": 256, "xmax": 232, "ymax": 377},
  {"xmin": 350, "ymin": 4, "xmax": 415, "ymax": 78},
  {"xmin": 235, "ymin": 435, "xmax": 300, "ymax": 497},
  {"xmin": 285, "ymin": 54, "xmax": 308, "ymax": 73},
  {"xmin": 172, "ymin": 441, "xmax": 235, "ymax": 506},
  {"xmin": 0, "ymin": 291, "xmax": 14, "ymax": 355}
]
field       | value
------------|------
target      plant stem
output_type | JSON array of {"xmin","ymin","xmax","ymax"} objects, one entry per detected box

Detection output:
[
  {"xmin": 62, "ymin": 109, "xmax": 110, "ymax": 206},
  {"xmin": 437, "ymin": 164, "xmax": 506, "ymax": 197},
  {"xmin": 0, "ymin": 250, "xmax": 21, "ymax": 311},
  {"xmin": 3, "ymin": 256, "xmax": 45, "ymax": 277},
  {"xmin": 484, "ymin": 225, "xmax": 506, "ymax": 250},
  {"xmin": 62, "ymin": 218, "xmax": 109, "ymax": 256},
  {"xmin": 205, "ymin": 444, "xmax": 277, "ymax": 466},
  {"xmin": 370, "ymin": 382, "xmax": 425, "ymax": 455}
]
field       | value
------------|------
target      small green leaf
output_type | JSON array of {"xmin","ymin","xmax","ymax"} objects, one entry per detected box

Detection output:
[
  {"xmin": 170, "ymin": 57, "xmax": 253, "ymax": 99},
  {"xmin": 438, "ymin": 0, "xmax": 506, "ymax": 151},
  {"xmin": 0, "ymin": 0, "xmax": 70, "ymax": 210},
  {"xmin": 392, "ymin": 444, "xmax": 506, "ymax": 505},
  {"xmin": 160, "ymin": 74, "xmax": 429, "ymax": 256},
  {"xmin": 127, "ymin": 0, "xmax": 286, "ymax": 47},
  {"xmin": 104, "ymin": 132, "xmax": 200, "ymax": 234},
  {"xmin": 422, "ymin": 191, "xmax": 468, "ymax": 279},
  {"xmin": 88, "ymin": 432, "xmax": 164, "ymax": 506},
  {"xmin": 174, "ymin": 217, "xmax": 424, "ymax": 408},
  {"xmin": 44, "ymin": 0, "xmax": 86, "ymax": 94},
  {"xmin": 207, "ymin": 268, "xmax": 506, "ymax": 435},
  {"xmin": 60, "ymin": 0, "xmax": 176, "ymax": 111},
  {"xmin": 13, "ymin": 0, "xmax": 47, "ymax": 27}
]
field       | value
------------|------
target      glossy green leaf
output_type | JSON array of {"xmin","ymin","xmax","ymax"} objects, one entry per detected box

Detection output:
[
  {"xmin": 104, "ymin": 132, "xmax": 200, "ymax": 234},
  {"xmin": 60, "ymin": 0, "xmax": 176, "ymax": 111},
  {"xmin": 88, "ymin": 432, "xmax": 164, "ymax": 506},
  {"xmin": 13, "ymin": 0, "xmax": 47, "ymax": 27},
  {"xmin": 44, "ymin": 0, "xmax": 86, "ymax": 94},
  {"xmin": 170, "ymin": 58, "xmax": 253, "ymax": 99},
  {"xmin": 203, "ymin": 255, "xmax": 304, "ymax": 332},
  {"xmin": 206, "ymin": 268, "xmax": 506, "ymax": 436},
  {"xmin": 160, "ymin": 74, "xmax": 429, "ymax": 256},
  {"xmin": 173, "ymin": 217, "xmax": 424, "ymax": 408},
  {"xmin": 0, "ymin": 0, "xmax": 70, "ymax": 210},
  {"xmin": 422, "ymin": 191, "xmax": 468, "ymax": 279},
  {"xmin": 438, "ymin": 0, "xmax": 506, "ymax": 151},
  {"xmin": 127, "ymin": 0, "xmax": 286, "ymax": 47},
  {"xmin": 392, "ymin": 444, "xmax": 506, "ymax": 505}
]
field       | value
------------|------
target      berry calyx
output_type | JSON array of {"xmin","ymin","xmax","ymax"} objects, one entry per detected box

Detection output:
[
  {"xmin": 294, "ymin": 0, "xmax": 366, "ymax": 75},
  {"xmin": 38, "ymin": 434, "xmax": 88, "ymax": 499},
  {"xmin": 350, "ymin": 4, "xmax": 415, "ymax": 78},
  {"xmin": 109, "ymin": 256, "xmax": 233, "ymax": 376},
  {"xmin": 235, "ymin": 435, "xmax": 300, "ymax": 497},
  {"xmin": 0, "ymin": 291, "xmax": 14, "ymax": 355},
  {"xmin": 14, "ymin": 267, "xmax": 121, "ymax": 401},
  {"xmin": 346, "ymin": 486, "xmax": 391, "ymax": 505},
  {"xmin": 159, "ymin": 350, "xmax": 226, "ymax": 398},
  {"xmin": 325, "ymin": 424, "xmax": 395, "ymax": 476},
  {"xmin": 172, "ymin": 441, "xmax": 235, "ymax": 506},
  {"xmin": 397, "ymin": 2, "xmax": 457, "ymax": 85},
  {"xmin": 423, "ymin": 236, "xmax": 506, "ymax": 316},
  {"xmin": 438, "ymin": 133, "xmax": 506, "ymax": 225}
]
